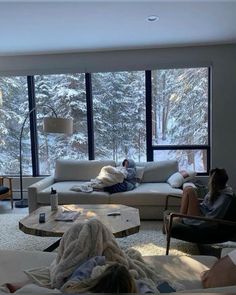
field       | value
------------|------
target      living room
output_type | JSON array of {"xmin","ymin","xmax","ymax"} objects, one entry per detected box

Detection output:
[{"xmin": 0, "ymin": 0, "xmax": 236, "ymax": 293}]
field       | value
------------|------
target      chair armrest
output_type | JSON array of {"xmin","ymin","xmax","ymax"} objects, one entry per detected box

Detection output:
[
  {"xmin": 28, "ymin": 176, "xmax": 54, "ymax": 213},
  {"xmin": 164, "ymin": 194, "xmax": 182, "ymax": 211},
  {"xmin": 168, "ymin": 212, "xmax": 236, "ymax": 233}
]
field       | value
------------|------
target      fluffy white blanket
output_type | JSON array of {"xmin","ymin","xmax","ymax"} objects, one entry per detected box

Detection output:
[
  {"xmin": 70, "ymin": 165, "xmax": 127, "ymax": 192},
  {"xmin": 50, "ymin": 219, "xmax": 164, "ymax": 292},
  {"xmin": 94, "ymin": 165, "xmax": 127, "ymax": 187}
]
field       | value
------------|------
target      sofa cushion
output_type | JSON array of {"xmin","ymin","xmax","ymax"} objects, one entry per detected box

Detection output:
[
  {"xmin": 137, "ymin": 160, "xmax": 178, "ymax": 183},
  {"xmin": 110, "ymin": 183, "xmax": 182, "ymax": 206},
  {"xmin": 143, "ymin": 255, "xmax": 217, "ymax": 291},
  {"xmin": 0, "ymin": 250, "xmax": 56, "ymax": 285},
  {"xmin": 167, "ymin": 170, "xmax": 196, "ymax": 188},
  {"xmin": 55, "ymin": 159, "xmax": 116, "ymax": 181},
  {"xmin": 0, "ymin": 250, "xmax": 217, "ymax": 292},
  {"xmin": 136, "ymin": 166, "xmax": 145, "ymax": 182},
  {"xmin": 38, "ymin": 181, "xmax": 110, "ymax": 204}
]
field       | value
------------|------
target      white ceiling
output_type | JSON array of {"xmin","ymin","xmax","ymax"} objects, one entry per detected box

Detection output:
[{"xmin": 0, "ymin": 0, "xmax": 236, "ymax": 56}]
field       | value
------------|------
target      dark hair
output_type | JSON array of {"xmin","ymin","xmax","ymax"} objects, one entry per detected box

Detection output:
[
  {"xmin": 209, "ymin": 168, "xmax": 229, "ymax": 203},
  {"xmin": 122, "ymin": 159, "xmax": 129, "ymax": 167},
  {"xmin": 66, "ymin": 263, "xmax": 137, "ymax": 293}
]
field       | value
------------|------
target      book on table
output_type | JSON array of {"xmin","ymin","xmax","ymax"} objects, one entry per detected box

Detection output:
[{"xmin": 55, "ymin": 210, "xmax": 81, "ymax": 221}]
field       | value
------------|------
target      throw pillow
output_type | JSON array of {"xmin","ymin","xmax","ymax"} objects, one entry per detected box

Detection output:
[
  {"xmin": 167, "ymin": 170, "xmax": 196, "ymax": 188},
  {"xmin": 136, "ymin": 166, "xmax": 145, "ymax": 182}
]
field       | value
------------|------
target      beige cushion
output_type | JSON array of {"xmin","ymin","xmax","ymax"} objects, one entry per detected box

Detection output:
[
  {"xmin": 110, "ymin": 183, "xmax": 182, "ymax": 206},
  {"xmin": 143, "ymin": 255, "xmax": 217, "ymax": 291},
  {"xmin": 136, "ymin": 166, "xmax": 145, "ymax": 182},
  {"xmin": 15, "ymin": 284, "xmax": 60, "ymax": 294},
  {"xmin": 1, "ymin": 250, "xmax": 234, "ymax": 293},
  {"xmin": 54, "ymin": 159, "xmax": 116, "ymax": 181},
  {"xmin": 138, "ymin": 160, "xmax": 178, "ymax": 183},
  {"xmin": 167, "ymin": 170, "xmax": 196, "ymax": 188},
  {"xmin": 38, "ymin": 181, "xmax": 110, "ymax": 204},
  {"xmin": 0, "ymin": 250, "xmax": 56, "ymax": 285}
]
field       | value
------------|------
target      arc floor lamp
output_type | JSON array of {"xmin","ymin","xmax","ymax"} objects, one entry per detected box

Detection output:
[{"xmin": 15, "ymin": 105, "xmax": 73, "ymax": 208}]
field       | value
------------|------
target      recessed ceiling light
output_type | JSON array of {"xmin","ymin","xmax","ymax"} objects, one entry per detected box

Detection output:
[{"xmin": 146, "ymin": 15, "xmax": 159, "ymax": 22}]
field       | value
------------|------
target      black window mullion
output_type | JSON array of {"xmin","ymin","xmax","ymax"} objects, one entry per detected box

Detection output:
[
  {"xmin": 152, "ymin": 145, "xmax": 210, "ymax": 150},
  {"xmin": 207, "ymin": 67, "xmax": 211, "ymax": 173},
  {"xmin": 85, "ymin": 73, "xmax": 94, "ymax": 160},
  {"xmin": 145, "ymin": 70, "xmax": 153, "ymax": 161},
  {"xmin": 27, "ymin": 76, "xmax": 39, "ymax": 176}
]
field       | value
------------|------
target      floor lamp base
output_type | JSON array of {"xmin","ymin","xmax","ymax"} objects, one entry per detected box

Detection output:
[{"xmin": 15, "ymin": 199, "xmax": 28, "ymax": 208}]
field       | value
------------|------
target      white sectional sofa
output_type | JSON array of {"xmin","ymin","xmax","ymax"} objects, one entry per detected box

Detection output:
[
  {"xmin": 28, "ymin": 159, "xmax": 184, "ymax": 219},
  {"xmin": 1, "ymin": 249, "xmax": 236, "ymax": 293}
]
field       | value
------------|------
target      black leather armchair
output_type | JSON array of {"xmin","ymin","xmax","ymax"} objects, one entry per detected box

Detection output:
[{"xmin": 163, "ymin": 195, "xmax": 236, "ymax": 255}]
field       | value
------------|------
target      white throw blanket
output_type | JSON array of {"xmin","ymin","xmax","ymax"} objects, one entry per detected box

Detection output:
[
  {"xmin": 70, "ymin": 165, "xmax": 127, "ymax": 192},
  {"xmin": 94, "ymin": 165, "xmax": 127, "ymax": 187},
  {"xmin": 50, "ymin": 219, "xmax": 184, "ymax": 293}
]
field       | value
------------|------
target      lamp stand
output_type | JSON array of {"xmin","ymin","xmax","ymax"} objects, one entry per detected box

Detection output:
[
  {"xmin": 15, "ymin": 105, "xmax": 73, "ymax": 209},
  {"xmin": 15, "ymin": 109, "xmax": 31, "ymax": 208}
]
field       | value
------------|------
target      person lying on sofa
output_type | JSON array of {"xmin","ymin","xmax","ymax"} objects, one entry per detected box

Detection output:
[
  {"xmin": 180, "ymin": 168, "xmax": 233, "ymax": 225},
  {"xmin": 104, "ymin": 158, "xmax": 137, "ymax": 193},
  {"xmin": 201, "ymin": 249, "xmax": 236, "ymax": 288}
]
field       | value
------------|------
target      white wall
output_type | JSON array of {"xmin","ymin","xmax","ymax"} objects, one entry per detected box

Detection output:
[{"xmin": 1, "ymin": 44, "xmax": 236, "ymax": 190}]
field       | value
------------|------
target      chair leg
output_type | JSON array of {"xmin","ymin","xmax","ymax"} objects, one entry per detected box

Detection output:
[
  {"xmin": 166, "ymin": 232, "xmax": 171, "ymax": 255},
  {"xmin": 11, "ymin": 194, "xmax": 13, "ymax": 209}
]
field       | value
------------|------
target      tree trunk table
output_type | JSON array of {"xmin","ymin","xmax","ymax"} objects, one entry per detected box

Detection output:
[{"xmin": 19, "ymin": 204, "xmax": 140, "ymax": 251}]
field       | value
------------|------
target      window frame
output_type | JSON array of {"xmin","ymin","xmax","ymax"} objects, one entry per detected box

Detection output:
[
  {"xmin": 145, "ymin": 67, "xmax": 211, "ymax": 175},
  {"xmin": 0, "ymin": 66, "xmax": 211, "ymax": 176}
]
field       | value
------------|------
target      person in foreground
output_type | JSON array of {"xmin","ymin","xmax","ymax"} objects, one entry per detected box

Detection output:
[
  {"xmin": 201, "ymin": 249, "xmax": 236, "ymax": 288},
  {"xmin": 4, "ymin": 219, "xmax": 182, "ymax": 293},
  {"xmin": 180, "ymin": 167, "xmax": 233, "ymax": 225}
]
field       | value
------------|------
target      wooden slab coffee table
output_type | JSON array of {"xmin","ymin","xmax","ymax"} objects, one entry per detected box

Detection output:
[{"xmin": 19, "ymin": 204, "xmax": 140, "ymax": 251}]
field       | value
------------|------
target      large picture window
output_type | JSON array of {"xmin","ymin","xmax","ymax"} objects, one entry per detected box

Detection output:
[
  {"xmin": 151, "ymin": 67, "xmax": 209, "ymax": 172},
  {"xmin": 0, "ymin": 66, "xmax": 210, "ymax": 177},
  {"xmin": 34, "ymin": 73, "xmax": 87, "ymax": 174},
  {"xmin": 0, "ymin": 76, "xmax": 28, "ymax": 175},
  {"xmin": 92, "ymin": 71, "xmax": 146, "ymax": 162}
]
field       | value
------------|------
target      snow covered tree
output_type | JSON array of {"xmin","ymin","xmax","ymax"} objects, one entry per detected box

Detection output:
[
  {"xmin": 152, "ymin": 68, "xmax": 208, "ymax": 171},
  {"xmin": 92, "ymin": 71, "xmax": 146, "ymax": 162},
  {"xmin": 0, "ymin": 76, "xmax": 28, "ymax": 174}
]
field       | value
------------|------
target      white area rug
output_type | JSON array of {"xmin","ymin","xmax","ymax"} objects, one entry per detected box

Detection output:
[{"xmin": 1, "ymin": 213, "xmax": 235, "ymax": 256}]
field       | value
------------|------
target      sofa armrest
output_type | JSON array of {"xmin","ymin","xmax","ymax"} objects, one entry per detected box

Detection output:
[
  {"xmin": 28, "ymin": 176, "xmax": 54, "ymax": 213},
  {"xmin": 179, "ymin": 284, "xmax": 236, "ymax": 293}
]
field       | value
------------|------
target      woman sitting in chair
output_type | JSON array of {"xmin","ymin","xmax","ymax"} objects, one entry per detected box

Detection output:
[{"xmin": 180, "ymin": 168, "xmax": 234, "ymax": 225}]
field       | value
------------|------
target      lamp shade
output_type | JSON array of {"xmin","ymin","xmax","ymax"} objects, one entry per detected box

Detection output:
[{"xmin": 43, "ymin": 117, "xmax": 73, "ymax": 134}]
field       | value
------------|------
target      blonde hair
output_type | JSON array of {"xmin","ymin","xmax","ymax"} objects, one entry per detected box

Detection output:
[{"xmin": 65, "ymin": 263, "xmax": 137, "ymax": 293}]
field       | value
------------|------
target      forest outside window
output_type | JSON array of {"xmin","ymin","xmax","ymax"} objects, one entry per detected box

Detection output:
[
  {"xmin": 0, "ymin": 76, "xmax": 29, "ymax": 175},
  {"xmin": 0, "ymin": 67, "xmax": 210, "ymax": 177},
  {"xmin": 151, "ymin": 67, "xmax": 209, "ymax": 173},
  {"xmin": 34, "ymin": 73, "xmax": 87, "ymax": 175},
  {"xmin": 92, "ymin": 71, "xmax": 146, "ymax": 162}
]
